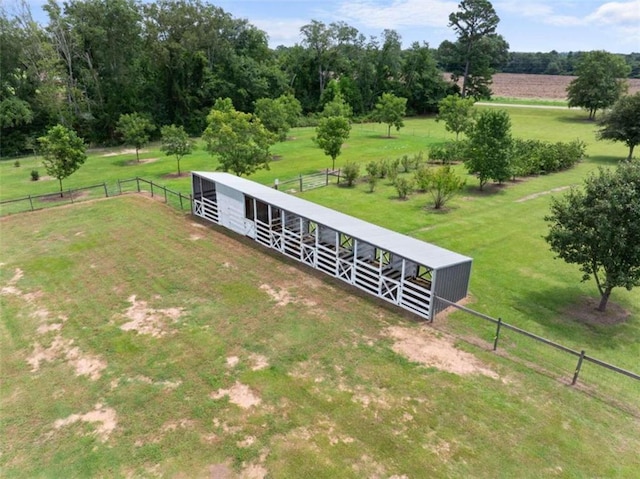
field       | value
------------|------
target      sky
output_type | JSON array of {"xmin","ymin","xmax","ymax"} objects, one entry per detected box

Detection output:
[{"xmin": 10, "ymin": 0, "xmax": 640, "ymax": 53}]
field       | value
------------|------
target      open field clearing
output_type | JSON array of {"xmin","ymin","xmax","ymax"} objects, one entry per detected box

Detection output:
[
  {"xmin": 1, "ymin": 195, "xmax": 639, "ymax": 478},
  {"xmin": 487, "ymin": 73, "xmax": 640, "ymax": 100}
]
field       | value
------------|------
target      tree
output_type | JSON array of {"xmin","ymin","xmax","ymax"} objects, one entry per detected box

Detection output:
[
  {"xmin": 254, "ymin": 94, "xmax": 301, "ymax": 142},
  {"xmin": 465, "ymin": 109, "xmax": 512, "ymax": 189},
  {"xmin": 320, "ymin": 86, "xmax": 353, "ymax": 119},
  {"xmin": 436, "ymin": 95, "xmax": 476, "ymax": 140},
  {"xmin": 544, "ymin": 162, "xmax": 640, "ymax": 311},
  {"xmin": 116, "ymin": 113, "xmax": 155, "ymax": 162},
  {"xmin": 371, "ymin": 93, "xmax": 407, "ymax": 138},
  {"xmin": 446, "ymin": 0, "xmax": 506, "ymax": 99},
  {"xmin": 203, "ymin": 97, "xmax": 275, "ymax": 177},
  {"xmin": 38, "ymin": 124, "xmax": 86, "ymax": 196},
  {"xmin": 567, "ymin": 51, "xmax": 630, "ymax": 120},
  {"xmin": 597, "ymin": 92, "xmax": 640, "ymax": 160},
  {"xmin": 418, "ymin": 166, "xmax": 466, "ymax": 209},
  {"xmin": 314, "ymin": 115, "xmax": 351, "ymax": 170},
  {"xmin": 160, "ymin": 124, "xmax": 194, "ymax": 176}
]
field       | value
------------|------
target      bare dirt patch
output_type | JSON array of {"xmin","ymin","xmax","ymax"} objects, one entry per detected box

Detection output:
[
  {"xmin": 516, "ymin": 186, "xmax": 571, "ymax": 203},
  {"xmin": 102, "ymin": 148, "xmax": 147, "ymax": 157},
  {"xmin": 53, "ymin": 403, "xmax": 117, "ymax": 442},
  {"xmin": 210, "ymin": 382, "xmax": 262, "ymax": 409},
  {"xmin": 384, "ymin": 325, "xmax": 498, "ymax": 379},
  {"xmin": 27, "ymin": 334, "xmax": 107, "ymax": 380},
  {"xmin": 249, "ymin": 353, "xmax": 269, "ymax": 371},
  {"xmin": 259, "ymin": 283, "xmax": 317, "ymax": 308},
  {"xmin": 119, "ymin": 295, "xmax": 184, "ymax": 337},
  {"xmin": 563, "ymin": 296, "xmax": 630, "ymax": 325}
]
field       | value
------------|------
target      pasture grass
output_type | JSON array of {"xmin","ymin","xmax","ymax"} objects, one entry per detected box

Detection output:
[
  {"xmin": 1, "ymin": 197, "xmax": 639, "ymax": 477},
  {"xmin": 1, "ymin": 104, "xmax": 639, "ymax": 476}
]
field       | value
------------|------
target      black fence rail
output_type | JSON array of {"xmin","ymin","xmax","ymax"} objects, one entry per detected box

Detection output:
[
  {"xmin": 0, "ymin": 183, "xmax": 110, "ymax": 216},
  {"xmin": 117, "ymin": 177, "xmax": 191, "ymax": 211},
  {"xmin": 435, "ymin": 295, "xmax": 640, "ymax": 413}
]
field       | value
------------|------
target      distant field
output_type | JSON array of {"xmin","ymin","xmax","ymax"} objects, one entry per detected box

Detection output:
[{"xmin": 489, "ymin": 73, "xmax": 640, "ymax": 100}]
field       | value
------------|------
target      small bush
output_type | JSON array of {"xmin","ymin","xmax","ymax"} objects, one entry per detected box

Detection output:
[
  {"xmin": 429, "ymin": 141, "xmax": 468, "ymax": 165},
  {"xmin": 377, "ymin": 159, "xmax": 390, "ymax": 178},
  {"xmin": 414, "ymin": 166, "xmax": 434, "ymax": 191},
  {"xmin": 366, "ymin": 174, "xmax": 378, "ymax": 193},
  {"xmin": 400, "ymin": 154, "xmax": 412, "ymax": 172},
  {"xmin": 14, "ymin": 160, "xmax": 21, "ymax": 168},
  {"xmin": 30, "ymin": 169, "xmax": 40, "ymax": 181},
  {"xmin": 394, "ymin": 176, "xmax": 413, "ymax": 199},
  {"xmin": 427, "ymin": 166, "xmax": 466, "ymax": 209},
  {"xmin": 366, "ymin": 161, "xmax": 379, "ymax": 178},
  {"xmin": 342, "ymin": 161, "xmax": 360, "ymax": 187}
]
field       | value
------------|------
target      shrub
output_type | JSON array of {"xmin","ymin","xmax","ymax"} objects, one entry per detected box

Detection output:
[
  {"xmin": 14, "ymin": 160, "xmax": 20, "ymax": 168},
  {"xmin": 427, "ymin": 166, "xmax": 466, "ymax": 209},
  {"xmin": 387, "ymin": 158, "xmax": 400, "ymax": 183},
  {"xmin": 30, "ymin": 169, "xmax": 39, "ymax": 181},
  {"xmin": 342, "ymin": 161, "xmax": 360, "ymax": 187},
  {"xmin": 400, "ymin": 154, "xmax": 412, "ymax": 172},
  {"xmin": 394, "ymin": 176, "xmax": 413, "ymax": 199},
  {"xmin": 414, "ymin": 166, "xmax": 434, "ymax": 191},
  {"xmin": 510, "ymin": 138, "xmax": 586, "ymax": 177},
  {"xmin": 377, "ymin": 158, "xmax": 390, "ymax": 178},
  {"xmin": 366, "ymin": 174, "xmax": 378, "ymax": 193},
  {"xmin": 429, "ymin": 141, "xmax": 468, "ymax": 165},
  {"xmin": 366, "ymin": 161, "xmax": 379, "ymax": 178}
]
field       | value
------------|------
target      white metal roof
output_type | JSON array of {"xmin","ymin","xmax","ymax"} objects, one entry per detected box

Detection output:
[{"xmin": 192, "ymin": 172, "xmax": 472, "ymax": 270}]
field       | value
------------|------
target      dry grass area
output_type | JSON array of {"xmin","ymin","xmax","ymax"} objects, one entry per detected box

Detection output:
[{"xmin": 489, "ymin": 73, "xmax": 640, "ymax": 100}]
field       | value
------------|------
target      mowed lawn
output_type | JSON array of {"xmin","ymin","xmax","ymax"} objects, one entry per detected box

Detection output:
[{"xmin": 1, "ymin": 104, "xmax": 639, "ymax": 476}]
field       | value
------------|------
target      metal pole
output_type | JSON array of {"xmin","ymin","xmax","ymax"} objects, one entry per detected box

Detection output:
[
  {"xmin": 29, "ymin": 195, "xmax": 34, "ymax": 211},
  {"xmin": 136, "ymin": 177, "xmax": 140, "ymax": 192},
  {"xmin": 164, "ymin": 186, "xmax": 167, "ymax": 203},
  {"xmin": 493, "ymin": 318, "xmax": 502, "ymax": 351},
  {"xmin": 299, "ymin": 174, "xmax": 303, "ymax": 192},
  {"xmin": 179, "ymin": 193, "xmax": 184, "ymax": 210},
  {"xmin": 103, "ymin": 182, "xmax": 108, "ymax": 197},
  {"xmin": 572, "ymin": 350, "xmax": 586, "ymax": 385}
]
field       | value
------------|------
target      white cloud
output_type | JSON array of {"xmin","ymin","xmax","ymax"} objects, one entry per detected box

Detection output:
[
  {"xmin": 335, "ymin": 0, "xmax": 457, "ymax": 29},
  {"xmin": 585, "ymin": 0, "xmax": 640, "ymax": 25},
  {"xmin": 253, "ymin": 18, "xmax": 309, "ymax": 47}
]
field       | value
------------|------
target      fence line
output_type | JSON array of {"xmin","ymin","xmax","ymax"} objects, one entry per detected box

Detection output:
[
  {"xmin": 435, "ymin": 295, "xmax": 640, "ymax": 390},
  {"xmin": 273, "ymin": 169, "xmax": 340, "ymax": 192},
  {"xmin": 2, "ymin": 178, "xmax": 638, "ymax": 411}
]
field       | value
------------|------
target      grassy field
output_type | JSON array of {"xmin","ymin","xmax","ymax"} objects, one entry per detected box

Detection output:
[
  {"xmin": 1, "ymin": 196, "xmax": 639, "ymax": 478},
  {"xmin": 2, "ymin": 104, "xmax": 639, "ymax": 477}
]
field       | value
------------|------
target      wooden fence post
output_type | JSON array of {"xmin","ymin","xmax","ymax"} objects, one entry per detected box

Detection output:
[
  {"xmin": 28, "ymin": 195, "xmax": 34, "ymax": 211},
  {"xmin": 136, "ymin": 177, "xmax": 141, "ymax": 193},
  {"xmin": 493, "ymin": 318, "xmax": 502, "ymax": 351},
  {"xmin": 103, "ymin": 183, "xmax": 109, "ymax": 197},
  {"xmin": 572, "ymin": 350, "xmax": 586, "ymax": 385}
]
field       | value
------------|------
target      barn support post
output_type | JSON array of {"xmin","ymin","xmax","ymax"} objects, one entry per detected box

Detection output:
[
  {"xmin": 493, "ymin": 318, "xmax": 502, "ymax": 351},
  {"xmin": 572, "ymin": 350, "xmax": 586, "ymax": 385}
]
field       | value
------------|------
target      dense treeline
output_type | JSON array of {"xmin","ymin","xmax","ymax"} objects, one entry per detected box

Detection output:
[
  {"xmin": 1, "ymin": 0, "xmax": 638, "ymax": 157},
  {"xmin": 501, "ymin": 51, "xmax": 640, "ymax": 77}
]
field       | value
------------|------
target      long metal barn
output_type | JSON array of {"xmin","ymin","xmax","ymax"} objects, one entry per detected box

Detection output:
[{"xmin": 192, "ymin": 172, "xmax": 472, "ymax": 320}]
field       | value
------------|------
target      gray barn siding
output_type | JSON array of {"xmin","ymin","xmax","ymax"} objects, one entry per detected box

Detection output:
[{"xmin": 192, "ymin": 172, "xmax": 472, "ymax": 320}]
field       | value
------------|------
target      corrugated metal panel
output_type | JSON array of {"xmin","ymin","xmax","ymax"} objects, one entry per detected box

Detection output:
[{"xmin": 192, "ymin": 172, "xmax": 472, "ymax": 271}]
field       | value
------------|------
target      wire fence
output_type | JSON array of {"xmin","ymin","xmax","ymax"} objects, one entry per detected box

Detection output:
[
  {"xmin": 0, "ymin": 177, "xmax": 191, "ymax": 216},
  {"xmin": 273, "ymin": 169, "xmax": 343, "ymax": 192},
  {"xmin": 434, "ymin": 296, "xmax": 640, "ymax": 415}
]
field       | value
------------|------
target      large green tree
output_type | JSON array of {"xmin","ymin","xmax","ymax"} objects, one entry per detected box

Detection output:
[
  {"xmin": 597, "ymin": 92, "xmax": 640, "ymax": 160},
  {"xmin": 203, "ymin": 98, "xmax": 275, "ymax": 176},
  {"xmin": 465, "ymin": 109, "xmax": 512, "ymax": 189},
  {"xmin": 567, "ymin": 50, "xmax": 630, "ymax": 120},
  {"xmin": 436, "ymin": 95, "xmax": 476, "ymax": 140},
  {"xmin": 371, "ymin": 93, "xmax": 407, "ymax": 138},
  {"xmin": 314, "ymin": 115, "xmax": 351, "ymax": 170},
  {"xmin": 544, "ymin": 162, "xmax": 640, "ymax": 311},
  {"xmin": 444, "ymin": 0, "xmax": 508, "ymax": 99},
  {"xmin": 38, "ymin": 124, "xmax": 86, "ymax": 196},
  {"xmin": 254, "ymin": 94, "xmax": 302, "ymax": 142}
]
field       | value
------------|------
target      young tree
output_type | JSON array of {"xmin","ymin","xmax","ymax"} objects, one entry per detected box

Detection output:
[
  {"xmin": 203, "ymin": 98, "xmax": 276, "ymax": 177},
  {"xmin": 160, "ymin": 124, "xmax": 194, "ymax": 176},
  {"xmin": 341, "ymin": 161, "xmax": 360, "ymax": 187},
  {"xmin": 314, "ymin": 115, "xmax": 351, "ymax": 170},
  {"xmin": 38, "ymin": 124, "xmax": 86, "ymax": 197},
  {"xmin": 116, "ymin": 113, "xmax": 155, "ymax": 162},
  {"xmin": 254, "ymin": 94, "xmax": 302, "ymax": 142},
  {"xmin": 436, "ymin": 95, "xmax": 476, "ymax": 140},
  {"xmin": 445, "ymin": 0, "xmax": 506, "ymax": 99},
  {"xmin": 320, "ymin": 89, "xmax": 353, "ymax": 119},
  {"xmin": 465, "ymin": 109, "xmax": 512, "ymax": 189},
  {"xmin": 567, "ymin": 51, "xmax": 630, "ymax": 120},
  {"xmin": 597, "ymin": 92, "xmax": 640, "ymax": 160},
  {"xmin": 544, "ymin": 162, "xmax": 640, "ymax": 312},
  {"xmin": 371, "ymin": 93, "xmax": 407, "ymax": 138},
  {"xmin": 422, "ymin": 166, "xmax": 467, "ymax": 209}
]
